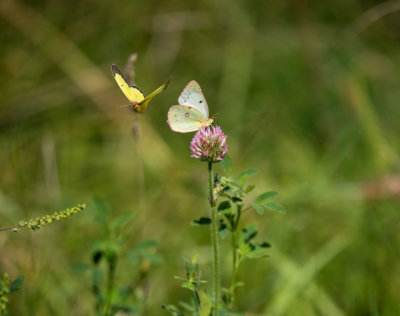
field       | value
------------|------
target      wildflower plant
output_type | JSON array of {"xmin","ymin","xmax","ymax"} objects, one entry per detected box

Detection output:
[
  {"xmin": 80, "ymin": 198, "xmax": 163, "ymax": 316},
  {"xmin": 165, "ymin": 85, "xmax": 285, "ymax": 315}
]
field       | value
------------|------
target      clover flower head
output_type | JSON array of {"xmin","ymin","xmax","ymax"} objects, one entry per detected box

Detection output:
[{"xmin": 190, "ymin": 126, "xmax": 228, "ymax": 163}]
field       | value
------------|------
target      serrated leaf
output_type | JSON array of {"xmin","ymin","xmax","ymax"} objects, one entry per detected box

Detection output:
[
  {"xmin": 9, "ymin": 275, "xmax": 25, "ymax": 293},
  {"xmin": 263, "ymin": 201, "xmax": 286, "ymax": 214},
  {"xmin": 162, "ymin": 304, "xmax": 184, "ymax": 316},
  {"xmin": 191, "ymin": 217, "xmax": 211, "ymax": 226},
  {"xmin": 255, "ymin": 191, "xmax": 278, "ymax": 203},
  {"xmin": 220, "ymin": 154, "xmax": 232, "ymax": 173},
  {"xmin": 252, "ymin": 203, "xmax": 264, "ymax": 215}
]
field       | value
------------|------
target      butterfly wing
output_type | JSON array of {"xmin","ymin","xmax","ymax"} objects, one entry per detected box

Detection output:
[
  {"xmin": 138, "ymin": 77, "xmax": 172, "ymax": 113},
  {"xmin": 167, "ymin": 105, "xmax": 211, "ymax": 133},
  {"xmin": 178, "ymin": 80, "xmax": 209, "ymax": 118},
  {"xmin": 111, "ymin": 64, "xmax": 134, "ymax": 102}
]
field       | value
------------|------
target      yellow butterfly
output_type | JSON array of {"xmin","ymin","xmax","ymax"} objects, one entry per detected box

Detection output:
[{"xmin": 111, "ymin": 64, "xmax": 171, "ymax": 114}]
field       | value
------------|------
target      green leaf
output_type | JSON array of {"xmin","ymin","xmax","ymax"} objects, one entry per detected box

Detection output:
[
  {"xmin": 9, "ymin": 275, "xmax": 25, "ymax": 294},
  {"xmin": 199, "ymin": 290, "xmax": 213, "ymax": 316},
  {"xmin": 220, "ymin": 154, "xmax": 232, "ymax": 173},
  {"xmin": 245, "ymin": 184, "xmax": 256, "ymax": 193},
  {"xmin": 255, "ymin": 191, "xmax": 278, "ymax": 203},
  {"xmin": 252, "ymin": 203, "xmax": 264, "ymax": 215},
  {"xmin": 92, "ymin": 198, "xmax": 110, "ymax": 228},
  {"xmin": 218, "ymin": 220, "xmax": 228, "ymax": 239},
  {"xmin": 128, "ymin": 252, "xmax": 139, "ymax": 265},
  {"xmin": 191, "ymin": 217, "xmax": 211, "ymax": 226},
  {"xmin": 235, "ymin": 168, "xmax": 259, "ymax": 186},
  {"xmin": 134, "ymin": 240, "xmax": 159, "ymax": 250},
  {"xmin": 162, "ymin": 304, "xmax": 184, "ymax": 316},
  {"xmin": 240, "ymin": 224, "xmax": 258, "ymax": 245},
  {"xmin": 181, "ymin": 281, "xmax": 196, "ymax": 291},
  {"xmin": 192, "ymin": 253, "xmax": 200, "ymax": 263},
  {"xmin": 244, "ymin": 244, "xmax": 269, "ymax": 259},
  {"xmin": 263, "ymin": 201, "xmax": 286, "ymax": 214},
  {"xmin": 218, "ymin": 201, "xmax": 231, "ymax": 211},
  {"xmin": 219, "ymin": 309, "xmax": 245, "ymax": 316},
  {"xmin": 143, "ymin": 253, "xmax": 163, "ymax": 264},
  {"xmin": 111, "ymin": 212, "xmax": 133, "ymax": 231},
  {"xmin": 233, "ymin": 281, "xmax": 245, "ymax": 289},
  {"xmin": 182, "ymin": 257, "xmax": 199, "ymax": 279},
  {"xmin": 71, "ymin": 262, "xmax": 90, "ymax": 273},
  {"xmin": 179, "ymin": 301, "xmax": 196, "ymax": 312},
  {"xmin": 236, "ymin": 168, "xmax": 259, "ymax": 180}
]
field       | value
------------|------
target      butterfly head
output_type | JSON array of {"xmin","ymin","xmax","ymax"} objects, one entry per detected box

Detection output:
[{"xmin": 200, "ymin": 118, "xmax": 213, "ymax": 127}]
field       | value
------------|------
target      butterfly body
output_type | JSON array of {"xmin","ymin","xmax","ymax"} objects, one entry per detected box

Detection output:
[
  {"xmin": 167, "ymin": 80, "xmax": 213, "ymax": 133},
  {"xmin": 111, "ymin": 64, "xmax": 170, "ymax": 114}
]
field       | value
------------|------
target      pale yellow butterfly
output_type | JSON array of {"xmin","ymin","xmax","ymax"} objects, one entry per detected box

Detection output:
[{"xmin": 167, "ymin": 80, "xmax": 213, "ymax": 133}]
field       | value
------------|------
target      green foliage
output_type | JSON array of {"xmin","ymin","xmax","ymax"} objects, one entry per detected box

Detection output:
[
  {"xmin": 0, "ymin": 274, "xmax": 25, "ymax": 315},
  {"xmin": 88, "ymin": 199, "xmax": 163, "ymax": 315},
  {"xmin": 8, "ymin": 275, "xmax": 25, "ymax": 294},
  {"xmin": 165, "ymin": 254, "xmax": 209, "ymax": 316}
]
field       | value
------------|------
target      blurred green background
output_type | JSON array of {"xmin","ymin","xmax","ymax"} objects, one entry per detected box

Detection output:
[{"xmin": 1, "ymin": 0, "xmax": 400, "ymax": 315}]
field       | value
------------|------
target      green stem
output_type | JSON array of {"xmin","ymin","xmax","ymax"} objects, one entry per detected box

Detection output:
[
  {"xmin": 103, "ymin": 255, "xmax": 117, "ymax": 316},
  {"xmin": 229, "ymin": 205, "xmax": 241, "ymax": 304},
  {"xmin": 208, "ymin": 161, "xmax": 220, "ymax": 316},
  {"xmin": 193, "ymin": 289, "xmax": 201, "ymax": 314},
  {"xmin": 230, "ymin": 230, "xmax": 237, "ymax": 291}
]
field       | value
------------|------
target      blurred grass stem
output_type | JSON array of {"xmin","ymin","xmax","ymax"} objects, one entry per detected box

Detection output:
[{"xmin": 208, "ymin": 161, "xmax": 220, "ymax": 316}]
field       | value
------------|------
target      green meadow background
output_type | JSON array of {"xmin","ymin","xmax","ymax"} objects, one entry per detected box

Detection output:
[{"xmin": 1, "ymin": 0, "xmax": 400, "ymax": 315}]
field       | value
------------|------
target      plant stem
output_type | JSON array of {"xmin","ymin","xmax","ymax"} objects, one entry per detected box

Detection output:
[
  {"xmin": 208, "ymin": 161, "xmax": 220, "ymax": 316},
  {"xmin": 0, "ymin": 225, "xmax": 18, "ymax": 232},
  {"xmin": 103, "ymin": 255, "xmax": 117, "ymax": 316},
  {"xmin": 230, "ymin": 230, "xmax": 237, "ymax": 292},
  {"xmin": 193, "ymin": 289, "xmax": 201, "ymax": 314},
  {"xmin": 229, "ymin": 205, "xmax": 241, "ymax": 304}
]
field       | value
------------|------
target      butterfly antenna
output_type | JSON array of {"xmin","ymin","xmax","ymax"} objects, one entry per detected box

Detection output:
[
  {"xmin": 211, "ymin": 111, "xmax": 221, "ymax": 120},
  {"xmin": 117, "ymin": 104, "xmax": 129, "ymax": 109}
]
